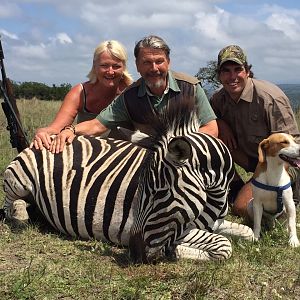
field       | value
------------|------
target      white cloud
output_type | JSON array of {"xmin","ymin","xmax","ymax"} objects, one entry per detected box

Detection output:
[
  {"xmin": 262, "ymin": 4, "xmax": 300, "ymax": 17},
  {"xmin": 53, "ymin": 32, "xmax": 73, "ymax": 45},
  {"xmin": 0, "ymin": 29, "xmax": 19, "ymax": 40},
  {"xmin": 265, "ymin": 13, "xmax": 300, "ymax": 40},
  {"xmin": 0, "ymin": 1, "xmax": 299, "ymax": 85},
  {"xmin": 12, "ymin": 44, "xmax": 49, "ymax": 60},
  {"xmin": 118, "ymin": 13, "xmax": 190, "ymax": 29},
  {"xmin": 194, "ymin": 8, "xmax": 231, "ymax": 43},
  {"xmin": 0, "ymin": 2, "xmax": 21, "ymax": 18}
]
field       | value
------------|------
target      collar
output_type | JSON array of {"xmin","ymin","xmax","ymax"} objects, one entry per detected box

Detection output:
[
  {"xmin": 137, "ymin": 70, "xmax": 180, "ymax": 98},
  {"xmin": 251, "ymin": 178, "xmax": 291, "ymax": 215},
  {"xmin": 239, "ymin": 77, "xmax": 254, "ymax": 103}
]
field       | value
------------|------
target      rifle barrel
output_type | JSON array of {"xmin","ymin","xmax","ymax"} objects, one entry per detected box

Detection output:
[
  {"xmin": 0, "ymin": 38, "xmax": 4, "ymax": 60},
  {"xmin": 0, "ymin": 37, "xmax": 29, "ymax": 151}
]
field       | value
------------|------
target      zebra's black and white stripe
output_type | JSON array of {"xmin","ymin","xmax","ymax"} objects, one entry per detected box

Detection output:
[{"xmin": 2, "ymin": 98, "xmax": 253, "ymax": 262}]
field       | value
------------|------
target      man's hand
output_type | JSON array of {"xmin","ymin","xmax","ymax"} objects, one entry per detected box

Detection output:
[
  {"xmin": 216, "ymin": 119, "xmax": 237, "ymax": 151},
  {"xmin": 216, "ymin": 120, "xmax": 251, "ymax": 171},
  {"xmin": 199, "ymin": 120, "xmax": 218, "ymax": 138}
]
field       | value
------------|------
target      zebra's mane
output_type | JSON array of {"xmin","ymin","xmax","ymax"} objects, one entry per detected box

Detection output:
[
  {"xmin": 120, "ymin": 97, "xmax": 201, "ymax": 149},
  {"xmin": 150, "ymin": 96, "xmax": 200, "ymax": 139}
]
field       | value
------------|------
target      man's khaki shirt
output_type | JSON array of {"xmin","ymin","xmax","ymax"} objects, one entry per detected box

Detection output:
[{"xmin": 210, "ymin": 78, "xmax": 299, "ymax": 161}]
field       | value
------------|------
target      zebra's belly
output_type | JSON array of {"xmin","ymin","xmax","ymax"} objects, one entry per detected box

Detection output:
[
  {"xmin": 5, "ymin": 136, "xmax": 147, "ymax": 246},
  {"xmin": 38, "ymin": 191, "xmax": 139, "ymax": 246},
  {"xmin": 35, "ymin": 151, "xmax": 143, "ymax": 245}
]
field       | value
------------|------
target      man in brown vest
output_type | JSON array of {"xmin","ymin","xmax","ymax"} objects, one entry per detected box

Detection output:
[{"xmin": 50, "ymin": 35, "xmax": 218, "ymax": 153}]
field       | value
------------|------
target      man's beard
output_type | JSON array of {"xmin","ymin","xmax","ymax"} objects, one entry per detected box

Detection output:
[
  {"xmin": 145, "ymin": 74, "xmax": 166, "ymax": 89},
  {"xmin": 145, "ymin": 78, "xmax": 165, "ymax": 89}
]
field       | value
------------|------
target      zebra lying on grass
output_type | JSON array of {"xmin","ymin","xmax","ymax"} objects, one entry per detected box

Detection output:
[{"xmin": 2, "ymin": 98, "xmax": 254, "ymax": 263}]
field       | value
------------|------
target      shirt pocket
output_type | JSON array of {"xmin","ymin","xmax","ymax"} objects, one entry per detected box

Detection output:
[
  {"xmin": 247, "ymin": 119, "xmax": 268, "ymax": 142},
  {"xmin": 247, "ymin": 106, "xmax": 269, "ymax": 142}
]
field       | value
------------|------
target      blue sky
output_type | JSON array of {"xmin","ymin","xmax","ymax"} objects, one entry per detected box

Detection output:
[{"xmin": 0, "ymin": 0, "xmax": 299, "ymax": 85}]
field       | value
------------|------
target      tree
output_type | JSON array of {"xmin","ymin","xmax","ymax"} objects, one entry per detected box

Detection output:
[
  {"xmin": 195, "ymin": 60, "xmax": 221, "ymax": 93},
  {"xmin": 9, "ymin": 81, "xmax": 71, "ymax": 101}
]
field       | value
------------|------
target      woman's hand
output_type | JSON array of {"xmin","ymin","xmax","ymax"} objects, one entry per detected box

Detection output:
[
  {"xmin": 31, "ymin": 127, "xmax": 54, "ymax": 150},
  {"xmin": 49, "ymin": 128, "xmax": 76, "ymax": 153}
]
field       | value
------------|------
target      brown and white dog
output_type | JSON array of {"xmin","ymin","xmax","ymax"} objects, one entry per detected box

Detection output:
[{"xmin": 250, "ymin": 133, "xmax": 300, "ymax": 247}]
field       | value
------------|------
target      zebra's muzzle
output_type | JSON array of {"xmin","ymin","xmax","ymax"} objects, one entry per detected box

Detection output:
[
  {"xmin": 128, "ymin": 231, "xmax": 147, "ymax": 264},
  {"xmin": 129, "ymin": 231, "xmax": 167, "ymax": 264},
  {"xmin": 0, "ymin": 208, "xmax": 5, "ymax": 220}
]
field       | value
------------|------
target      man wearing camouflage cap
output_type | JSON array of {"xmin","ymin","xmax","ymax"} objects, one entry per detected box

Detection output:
[{"xmin": 210, "ymin": 44, "xmax": 300, "ymax": 220}]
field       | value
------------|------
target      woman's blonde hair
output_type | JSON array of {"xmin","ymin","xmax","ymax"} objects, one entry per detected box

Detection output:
[{"xmin": 87, "ymin": 40, "xmax": 133, "ymax": 86}]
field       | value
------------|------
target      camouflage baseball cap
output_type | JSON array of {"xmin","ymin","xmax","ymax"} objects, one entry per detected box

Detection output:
[{"xmin": 217, "ymin": 45, "xmax": 247, "ymax": 68}]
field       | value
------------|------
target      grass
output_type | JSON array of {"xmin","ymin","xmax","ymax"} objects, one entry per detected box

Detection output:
[{"xmin": 0, "ymin": 99, "xmax": 300, "ymax": 299}]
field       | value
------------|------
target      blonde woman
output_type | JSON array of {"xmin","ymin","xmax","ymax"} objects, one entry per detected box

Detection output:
[{"xmin": 32, "ymin": 40, "xmax": 132, "ymax": 150}]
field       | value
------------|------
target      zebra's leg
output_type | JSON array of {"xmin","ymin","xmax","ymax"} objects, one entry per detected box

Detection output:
[
  {"xmin": 173, "ymin": 229, "xmax": 232, "ymax": 261},
  {"xmin": 3, "ymin": 171, "xmax": 30, "ymax": 227},
  {"xmin": 213, "ymin": 219, "xmax": 254, "ymax": 241}
]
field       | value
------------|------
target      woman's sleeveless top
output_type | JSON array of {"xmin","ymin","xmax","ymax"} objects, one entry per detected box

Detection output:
[{"xmin": 76, "ymin": 84, "xmax": 98, "ymax": 123}]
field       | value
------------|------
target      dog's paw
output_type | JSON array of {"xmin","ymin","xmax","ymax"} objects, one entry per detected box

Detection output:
[
  {"xmin": 289, "ymin": 236, "xmax": 300, "ymax": 248},
  {"xmin": 253, "ymin": 230, "xmax": 260, "ymax": 242},
  {"xmin": 253, "ymin": 236, "xmax": 260, "ymax": 242}
]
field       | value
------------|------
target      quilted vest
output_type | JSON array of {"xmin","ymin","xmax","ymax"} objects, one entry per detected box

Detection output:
[{"xmin": 123, "ymin": 71, "xmax": 199, "ymax": 134}]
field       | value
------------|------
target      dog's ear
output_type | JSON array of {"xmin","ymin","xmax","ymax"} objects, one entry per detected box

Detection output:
[{"xmin": 258, "ymin": 138, "xmax": 269, "ymax": 163}]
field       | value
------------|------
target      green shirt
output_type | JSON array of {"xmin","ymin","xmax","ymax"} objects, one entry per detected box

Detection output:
[{"xmin": 98, "ymin": 70, "xmax": 216, "ymax": 130}]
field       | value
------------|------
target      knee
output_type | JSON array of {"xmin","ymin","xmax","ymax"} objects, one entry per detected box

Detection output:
[
  {"xmin": 232, "ymin": 198, "xmax": 250, "ymax": 218},
  {"xmin": 231, "ymin": 182, "xmax": 253, "ymax": 219}
]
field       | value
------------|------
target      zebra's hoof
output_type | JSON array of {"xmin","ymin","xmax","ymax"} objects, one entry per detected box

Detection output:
[
  {"xmin": 8, "ymin": 200, "xmax": 29, "ymax": 227},
  {"xmin": 10, "ymin": 218, "xmax": 29, "ymax": 230}
]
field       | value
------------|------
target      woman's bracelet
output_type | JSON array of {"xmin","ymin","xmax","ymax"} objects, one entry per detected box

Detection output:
[{"xmin": 60, "ymin": 124, "xmax": 76, "ymax": 134}]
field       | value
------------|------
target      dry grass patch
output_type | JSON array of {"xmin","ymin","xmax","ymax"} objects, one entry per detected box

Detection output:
[{"xmin": 0, "ymin": 99, "xmax": 300, "ymax": 299}]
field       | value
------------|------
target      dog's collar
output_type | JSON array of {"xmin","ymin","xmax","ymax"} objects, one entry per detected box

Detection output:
[{"xmin": 251, "ymin": 178, "xmax": 291, "ymax": 214}]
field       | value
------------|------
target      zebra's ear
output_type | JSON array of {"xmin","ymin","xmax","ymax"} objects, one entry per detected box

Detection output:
[
  {"xmin": 116, "ymin": 127, "xmax": 138, "ymax": 140},
  {"xmin": 117, "ymin": 127, "xmax": 153, "ymax": 148},
  {"xmin": 167, "ymin": 137, "xmax": 192, "ymax": 163}
]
